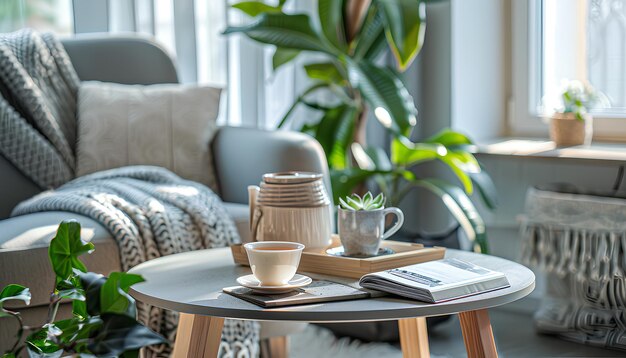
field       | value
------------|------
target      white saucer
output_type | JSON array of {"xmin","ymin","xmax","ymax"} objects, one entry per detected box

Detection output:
[{"xmin": 236, "ymin": 274, "xmax": 312, "ymax": 294}]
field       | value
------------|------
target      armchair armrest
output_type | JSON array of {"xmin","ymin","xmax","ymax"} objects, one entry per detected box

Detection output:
[{"xmin": 212, "ymin": 126, "xmax": 331, "ymax": 205}]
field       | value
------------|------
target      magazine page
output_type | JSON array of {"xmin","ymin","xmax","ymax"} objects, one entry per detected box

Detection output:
[{"xmin": 370, "ymin": 258, "xmax": 504, "ymax": 292}]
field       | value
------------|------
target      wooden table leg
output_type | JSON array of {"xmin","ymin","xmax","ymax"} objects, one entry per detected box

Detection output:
[
  {"xmin": 173, "ymin": 313, "xmax": 224, "ymax": 358},
  {"xmin": 398, "ymin": 317, "xmax": 430, "ymax": 358},
  {"xmin": 458, "ymin": 309, "xmax": 498, "ymax": 358},
  {"xmin": 262, "ymin": 336, "xmax": 288, "ymax": 358}
]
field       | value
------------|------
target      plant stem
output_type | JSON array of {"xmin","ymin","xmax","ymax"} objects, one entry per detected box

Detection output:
[
  {"xmin": 48, "ymin": 298, "xmax": 61, "ymax": 323},
  {"xmin": 47, "ymin": 291, "xmax": 61, "ymax": 324},
  {"xmin": 6, "ymin": 310, "xmax": 24, "ymax": 353}
]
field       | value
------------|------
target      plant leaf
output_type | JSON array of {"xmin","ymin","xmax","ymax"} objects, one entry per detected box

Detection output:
[
  {"xmin": 314, "ymin": 105, "xmax": 357, "ymax": 170},
  {"xmin": 100, "ymin": 273, "xmax": 145, "ymax": 317},
  {"xmin": 353, "ymin": 5, "xmax": 387, "ymax": 61},
  {"xmin": 425, "ymin": 128, "xmax": 473, "ymax": 147},
  {"xmin": 377, "ymin": 0, "xmax": 426, "ymax": 71},
  {"xmin": 26, "ymin": 326, "xmax": 61, "ymax": 355},
  {"xmin": 318, "ymin": 0, "xmax": 347, "ymax": 51},
  {"xmin": 390, "ymin": 137, "xmax": 442, "ymax": 167},
  {"xmin": 304, "ymin": 62, "xmax": 346, "ymax": 84},
  {"xmin": 408, "ymin": 178, "xmax": 488, "ymax": 253},
  {"xmin": 363, "ymin": 191, "xmax": 373, "ymax": 206},
  {"xmin": 72, "ymin": 300, "xmax": 88, "ymax": 320},
  {"xmin": 338, "ymin": 197, "xmax": 354, "ymax": 210},
  {"xmin": 55, "ymin": 276, "xmax": 85, "ymax": 301},
  {"xmin": 48, "ymin": 221, "xmax": 94, "ymax": 281},
  {"xmin": 365, "ymin": 147, "xmax": 392, "ymax": 171},
  {"xmin": 272, "ymin": 47, "xmax": 300, "ymax": 70},
  {"xmin": 373, "ymin": 192, "xmax": 385, "ymax": 207},
  {"xmin": 0, "ymin": 284, "xmax": 31, "ymax": 306},
  {"xmin": 231, "ymin": 1, "xmax": 282, "ymax": 17},
  {"xmin": 78, "ymin": 272, "xmax": 107, "ymax": 317},
  {"xmin": 223, "ymin": 13, "xmax": 335, "ymax": 54},
  {"xmin": 469, "ymin": 170, "xmax": 498, "ymax": 209},
  {"xmin": 348, "ymin": 61, "xmax": 417, "ymax": 137},
  {"xmin": 329, "ymin": 107, "xmax": 358, "ymax": 169},
  {"xmin": 331, "ymin": 168, "xmax": 389, "ymax": 203},
  {"xmin": 88, "ymin": 313, "xmax": 167, "ymax": 356},
  {"xmin": 54, "ymin": 317, "xmax": 102, "ymax": 353}
]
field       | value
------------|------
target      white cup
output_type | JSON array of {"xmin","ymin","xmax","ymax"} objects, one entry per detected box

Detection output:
[{"xmin": 243, "ymin": 241, "xmax": 305, "ymax": 286}]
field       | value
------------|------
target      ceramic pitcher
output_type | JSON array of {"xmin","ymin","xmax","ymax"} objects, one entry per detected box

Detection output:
[{"xmin": 248, "ymin": 172, "xmax": 333, "ymax": 251}]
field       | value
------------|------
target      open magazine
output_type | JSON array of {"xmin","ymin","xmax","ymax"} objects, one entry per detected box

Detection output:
[{"xmin": 359, "ymin": 258, "xmax": 510, "ymax": 303}]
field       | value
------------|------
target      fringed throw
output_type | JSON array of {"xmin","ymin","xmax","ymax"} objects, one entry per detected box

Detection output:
[{"xmin": 520, "ymin": 187, "xmax": 626, "ymax": 351}]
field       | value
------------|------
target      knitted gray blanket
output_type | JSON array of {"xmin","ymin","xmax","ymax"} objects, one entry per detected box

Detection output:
[{"xmin": 0, "ymin": 29, "xmax": 78, "ymax": 188}]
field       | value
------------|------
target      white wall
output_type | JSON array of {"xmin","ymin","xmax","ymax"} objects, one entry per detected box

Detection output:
[{"xmin": 450, "ymin": 0, "xmax": 508, "ymax": 140}]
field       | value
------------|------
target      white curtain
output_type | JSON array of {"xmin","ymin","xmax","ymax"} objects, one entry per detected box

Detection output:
[{"xmin": 72, "ymin": 0, "xmax": 304, "ymax": 128}]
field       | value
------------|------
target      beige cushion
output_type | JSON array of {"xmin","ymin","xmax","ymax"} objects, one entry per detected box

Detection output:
[{"xmin": 76, "ymin": 81, "xmax": 221, "ymax": 191}]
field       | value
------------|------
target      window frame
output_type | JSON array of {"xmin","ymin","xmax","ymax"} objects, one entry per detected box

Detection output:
[{"xmin": 509, "ymin": 0, "xmax": 626, "ymax": 141}]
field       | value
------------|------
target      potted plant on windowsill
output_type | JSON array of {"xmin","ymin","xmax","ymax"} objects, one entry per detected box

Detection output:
[{"xmin": 549, "ymin": 80, "xmax": 609, "ymax": 147}]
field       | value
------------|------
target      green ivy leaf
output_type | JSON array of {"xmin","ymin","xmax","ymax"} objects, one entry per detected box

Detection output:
[
  {"xmin": 54, "ymin": 317, "xmax": 102, "ymax": 352},
  {"xmin": 0, "ymin": 284, "xmax": 31, "ymax": 305},
  {"xmin": 26, "ymin": 325, "xmax": 61, "ymax": 355},
  {"xmin": 48, "ymin": 221, "xmax": 94, "ymax": 281},
  {"xmin": 100, "ymin": 273, "xmax": 145, "ymax": 317},
  {"xmin": 72, "ymin": 300, "xmax": 88, "ymax": 320},
  {"xmin": 78, "ymin": 272, "xmax": 107, "ymax": 317},
  {"xmin": 55, "ymin": 276, "xmax": 85, "ymax": 301}
]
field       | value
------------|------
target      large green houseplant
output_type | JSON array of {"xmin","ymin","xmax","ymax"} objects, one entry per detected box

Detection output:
[
  {"xmin": 1, "ymin": 221, "xmax": 166, "ymax": 358},
  {"xmin": 224, "ymin": 0, "xmax": 496, "ymax": 252}
]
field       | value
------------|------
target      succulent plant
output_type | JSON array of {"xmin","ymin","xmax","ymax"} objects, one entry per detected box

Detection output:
[{"xmin": 339, "ymin": 192, "xmax": 385, "ymax": 211}]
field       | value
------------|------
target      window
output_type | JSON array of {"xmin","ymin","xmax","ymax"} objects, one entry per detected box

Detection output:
[
  {"xmin": 510, "ymin": 0, "xmax": 626, "ymax": 140},
  {"xmin": 0, "ymin": 0, "xmax": 301, "ymax": 129},
  {"xmin": 0, "ymin": 0, "xmax": 73, "ymax": 34}
]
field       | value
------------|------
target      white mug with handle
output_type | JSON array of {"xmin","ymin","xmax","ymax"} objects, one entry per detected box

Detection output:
[{"xmin": 338, "ymin": 206, "xmax": 405, "ymax": 257}]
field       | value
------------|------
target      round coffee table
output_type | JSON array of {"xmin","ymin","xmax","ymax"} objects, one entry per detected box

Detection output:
[{"xmin": 129, "ymin": 248, "xmax": 534, "ymax": 358}]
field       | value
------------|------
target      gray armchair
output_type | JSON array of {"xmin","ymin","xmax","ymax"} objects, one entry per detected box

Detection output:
[{"xmin": 0, "ymin": 34, "xmax": 325, "ymax": 352}]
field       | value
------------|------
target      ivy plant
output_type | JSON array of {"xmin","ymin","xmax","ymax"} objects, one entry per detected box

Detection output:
[
  {"xmin": 0, "ymin": 221, "xmax": 166, "ymax": 358},
  {"xmin": 224, "ymin": 0, "xmax": 497, "ymax": 252}
]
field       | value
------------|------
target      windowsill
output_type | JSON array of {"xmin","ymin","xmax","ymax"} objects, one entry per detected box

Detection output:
[{"xmin": 474, "ymin": 138, "xmax": 626, "ymax": 163}]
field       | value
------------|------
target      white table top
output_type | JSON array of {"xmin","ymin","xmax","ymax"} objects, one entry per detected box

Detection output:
[{"xmin": 128, "ymin": 248, "xmax": 535, "ymax": 322}]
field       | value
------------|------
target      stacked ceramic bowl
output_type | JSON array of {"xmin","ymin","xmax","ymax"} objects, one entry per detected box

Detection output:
[{"xmin": 257, "ymin": 172, "xmax": 331, "ymax": 207}]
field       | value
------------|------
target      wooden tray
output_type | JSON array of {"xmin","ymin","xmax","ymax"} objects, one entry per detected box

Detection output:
[{"xmin": 230, "ymin": 235, "xmax": 445, "ymax": 279}]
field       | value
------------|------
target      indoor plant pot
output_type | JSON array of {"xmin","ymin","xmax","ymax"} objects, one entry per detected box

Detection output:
[{"xmin": 549, "ymin": 112, "xmax": 592, "ymax": 147}]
